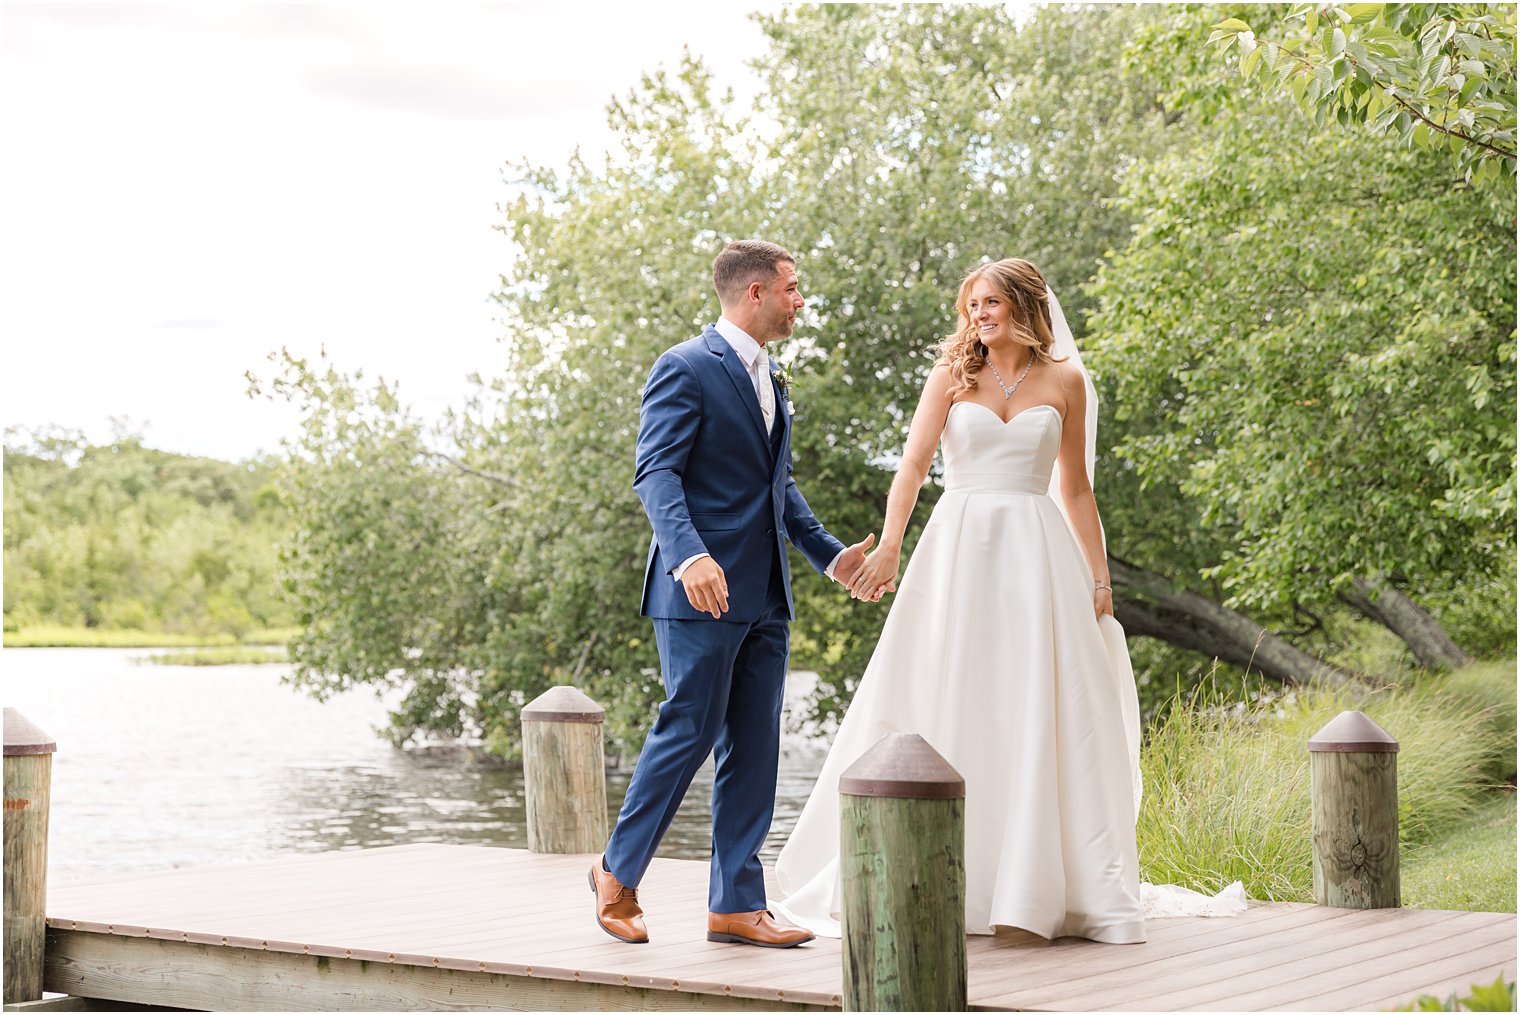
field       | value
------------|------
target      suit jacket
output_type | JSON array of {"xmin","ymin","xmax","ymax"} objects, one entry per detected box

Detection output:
[{"xmin": 635, "ymin": 326, "xmax": 844, "ymax": 623}]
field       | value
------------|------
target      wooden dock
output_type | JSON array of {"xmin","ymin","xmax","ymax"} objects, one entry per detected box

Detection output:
[{"xmin": 35, "ymin": 844, "xmax": 1516, "ymax": 1011}]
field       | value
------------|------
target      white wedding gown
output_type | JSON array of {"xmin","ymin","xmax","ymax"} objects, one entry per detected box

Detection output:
[{"xmin": 773, "ymin": 400, "xmax": 1245, "ymax": 943}]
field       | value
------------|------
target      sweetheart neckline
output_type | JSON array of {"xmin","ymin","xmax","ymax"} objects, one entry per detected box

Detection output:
[{"xmin": 950, "ymin": 401, "xmax": 1064, "ymax": 428}]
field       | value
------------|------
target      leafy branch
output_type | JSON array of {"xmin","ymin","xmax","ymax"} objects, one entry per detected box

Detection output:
[{"xmin": 1210, "ymin": 3, "xmax": 1517, "ymax": 185}]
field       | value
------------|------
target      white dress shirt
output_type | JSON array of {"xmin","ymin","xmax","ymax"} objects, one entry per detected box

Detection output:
[{"xmin": 671, "ymin": 317, "xmax": 845, "ymax": 585}]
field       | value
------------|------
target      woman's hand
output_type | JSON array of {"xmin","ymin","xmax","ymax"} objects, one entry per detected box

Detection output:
[
  {"xmin": 848, "ymin": 546, "xmax": 900, "ymax": 602},
  {"xmin": 1094, "ymin": 583, "xmax": 1114, "ymax": 620}
]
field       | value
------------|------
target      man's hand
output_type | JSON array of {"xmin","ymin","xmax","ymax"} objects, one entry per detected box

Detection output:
[
  {"xmin": 680, "ymin": 556, "xmax": 729, "ymax": 619},
  {"xmin": 832, "ymin": 533, "xmax": 873, "ymax": 587},
  {"xmin": 833, "ymin": 534, "xmax": 894, "ymax": 602}
]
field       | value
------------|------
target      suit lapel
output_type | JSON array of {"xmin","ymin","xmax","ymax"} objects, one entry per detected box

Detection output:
[
  {"xmin": 769, "ymin": 359, "xmax": 790, "ymax": 473},
  {"xmin": 705, "ymin": 327, "xmax": 771, "ymax": 449}
]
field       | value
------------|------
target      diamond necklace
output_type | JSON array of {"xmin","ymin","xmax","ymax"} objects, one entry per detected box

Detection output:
[{"xmin": 986, "ymin": 353, "xmax": 1033, "ymax": 400}]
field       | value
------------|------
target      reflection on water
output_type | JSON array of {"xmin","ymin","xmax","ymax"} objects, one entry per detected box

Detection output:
[{"xmin": 2, "ymin": 648, "xmax": 829, "ymax": 884}]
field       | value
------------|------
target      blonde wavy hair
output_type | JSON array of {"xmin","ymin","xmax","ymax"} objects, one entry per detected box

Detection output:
[{"xmin": 938, "ymin": 258, "xmax": 1064, "ymax": 397}]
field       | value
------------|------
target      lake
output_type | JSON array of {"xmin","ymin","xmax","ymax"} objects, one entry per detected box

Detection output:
[{"xmin": 2, "ymin": 648, "xmax": 831, "ymax": 885}]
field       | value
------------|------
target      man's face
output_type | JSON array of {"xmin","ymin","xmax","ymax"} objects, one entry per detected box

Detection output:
[{"xmin": 756, "ymin": 261, "xmax": 803, "ymax": 343}]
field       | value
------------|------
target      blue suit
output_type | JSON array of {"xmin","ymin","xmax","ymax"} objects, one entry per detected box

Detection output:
[{"xmin": 604, "ymin": 326, "xmax": 844, "ymax": 913}]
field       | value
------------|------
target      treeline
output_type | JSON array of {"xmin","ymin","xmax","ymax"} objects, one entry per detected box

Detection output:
[
  {"xmin": 3, "ymin": 428, "xmax": 290, "ymax": 639},
  {"xmin": 257, "ymin": 5, "xmax": 1512, "ymax": 757}
]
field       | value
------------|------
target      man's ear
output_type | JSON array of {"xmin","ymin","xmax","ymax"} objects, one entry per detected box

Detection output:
[{"xmin": 748, "ymin": 281, "xmax": 765, "ymax": 304}]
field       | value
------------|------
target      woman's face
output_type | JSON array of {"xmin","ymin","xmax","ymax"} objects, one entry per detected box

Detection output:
[{"xmin": 965, "ymin": 277, "xmax": 1015, "ymax": 348}]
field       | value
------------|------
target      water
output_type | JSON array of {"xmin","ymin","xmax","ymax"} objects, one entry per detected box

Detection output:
[{"xmin": 2, "ymin": 648, "xmax": 831, "ymax": 885}]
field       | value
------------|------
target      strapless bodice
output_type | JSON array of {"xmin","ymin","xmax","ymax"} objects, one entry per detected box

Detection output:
[{"xmin": 942, "ymin": 402, "xmax": 1062, "ymax": 495}]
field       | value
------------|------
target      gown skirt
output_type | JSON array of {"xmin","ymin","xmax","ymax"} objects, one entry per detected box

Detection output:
[{"xmin": 773, "ymin": 402, "xmax": 1148, "ymax": 943}]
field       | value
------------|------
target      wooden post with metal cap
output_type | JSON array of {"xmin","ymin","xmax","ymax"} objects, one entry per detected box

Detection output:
[
  {"xmin": 1309, "ymin": 709, "xmax": 1400, "ymax": 909},
  {"xmin": 520, "ymin": 686, "xmax": 608, "ymax": 854},
  {"xmin": 4, "ymin": 708, "xmax": 57, "ymax": 1004},
  {"xmin": 839, "ymin": 732, "xmax": 967, "ymax": 1012}
]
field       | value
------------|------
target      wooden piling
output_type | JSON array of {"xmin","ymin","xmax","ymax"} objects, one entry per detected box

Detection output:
[
  {"xmin": 520, "ymin": 686, "xmax": 608, "ymax": 854},
  {"xmin": 4, "ymin": 709, "xmax": 57, "ymax": 1005},
  {"xmin": 839, "ymin": 732, "xmax": 967, "ymax": 1013},
  {"xmin": 1309, "ymin": 709, "xmax": 1400, "ymax": 909}
]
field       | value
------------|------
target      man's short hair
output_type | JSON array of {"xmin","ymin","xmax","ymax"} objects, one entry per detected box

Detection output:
[{"xmin": 712, "ymin": 240, "xmax": 794, "ymax": 303}]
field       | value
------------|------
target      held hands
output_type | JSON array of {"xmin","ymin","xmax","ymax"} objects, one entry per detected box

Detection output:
[
  {"xmin": 681, "ymin": 557, "xmax": 729, "ymax": 618},
  {"xmin": 832, "ymin": 533, "xmax": 880, "ymax": 601},
  {"xmin": 831, "ymin": 532, "xmax": 874, "ymax": 589},
  {"xmin": 837, "ymin": 535, "xmax": 899, "ymax": 602}
]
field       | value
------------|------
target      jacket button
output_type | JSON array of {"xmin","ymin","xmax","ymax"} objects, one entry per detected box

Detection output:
[{"xmin": 766, "ymin": 529, "xmax": 775, "ymax": 538}]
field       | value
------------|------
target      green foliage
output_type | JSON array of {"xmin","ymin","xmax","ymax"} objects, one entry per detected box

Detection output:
[
  {"xmin": 1421, "ymin": 555, "xmax": 1520, "ymax": 659},
  {"xmin": 251, "ymin": 351, "xmax": 499, "ymax": 746},
  {"xmin": 3, "ymin": 427, "xmax": 291, "ymax": 639},
  {"xmin": 1420, "ymin": 659, "xmax": 1518, "ymax": 784},
  {"xmin": 1139, "ymin": 661, "xmax": 1512, "ymax": 901},
  {"xmin": 1211, "ymin": 3, "xmax": 1517, "ymax": 185},
  {"xmin": 1396, "ymin": 975, "xmax": 1519, "ymax": 1012},
  {"xmin": 1131, "ymin": 640, "xmax": 1263, "ymax": 726},
  {"xmin": 1085, "ymin": 87, "xmax": 1516, "ymax": 617}
]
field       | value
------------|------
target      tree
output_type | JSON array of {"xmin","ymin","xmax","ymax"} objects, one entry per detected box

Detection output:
[
  {"xmin": 1084, "ymin": 95, "xmax": 1515, "ymax": 667},
  {"xmin": 252, "ymin": 351, "xmax": 519, "ymax": 748},
  {"xmin": 3, "ymin": 426, "xmax": 291, "ymax": 637}
]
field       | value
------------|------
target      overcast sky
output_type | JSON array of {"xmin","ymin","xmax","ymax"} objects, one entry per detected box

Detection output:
[{"xmin": 0, "ymin": 3, "xmax": 778, "ymax": 461}]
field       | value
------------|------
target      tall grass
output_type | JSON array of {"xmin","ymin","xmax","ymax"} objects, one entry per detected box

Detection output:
[
  {"xmin": 1139, "ymin": 660, "xmax": 1515, "ymax": 902},
  {"xmin": 3, "ymin": 625, "xmax": 298, "ymax": 648},
  {"xmin": 134, "ymin": 646, "xmax": 290, "ymax": 666}
]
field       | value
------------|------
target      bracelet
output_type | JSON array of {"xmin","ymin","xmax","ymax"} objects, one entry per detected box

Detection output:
[{"xmin": 1094, "ymin": 582, "xmax": 1111, "ymax": 591}]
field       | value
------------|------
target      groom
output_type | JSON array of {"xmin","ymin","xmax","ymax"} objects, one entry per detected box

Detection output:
[{"xmin": 590, "ymin": 240, "xmax": 875, "ymax": 948}]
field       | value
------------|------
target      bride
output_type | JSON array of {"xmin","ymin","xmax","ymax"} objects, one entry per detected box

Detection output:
[{"xmin": 774, "ymin": 258, "xmax": 1242, "ymax": 943}]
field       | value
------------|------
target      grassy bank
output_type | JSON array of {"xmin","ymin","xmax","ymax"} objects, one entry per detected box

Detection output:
[
  {"xmin": 1403, "ymin": 793, "xmax": 1517, "ymax": 913},
  {"xmin": 134, "ymin": 646, "xmax": 290, "ymax": 667},
  {"xmin": 4, "ymin": 625, "xmax": 299, "ymax": 649},
  {"xmin": 1139, "ymin": 659, "xmax": 1516, "ymax": 908}
]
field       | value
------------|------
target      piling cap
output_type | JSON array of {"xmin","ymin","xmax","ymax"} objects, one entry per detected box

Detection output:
[
  {"xmin": 521, "ymin": 685, "xmax": 605, "ymax": 724},
  {"xmin": 839, "ymin": 733, "xmax": 965, "ymax": 799},
  {"xmin": 4, "ymin": 708, "xmax": 56, "ymax": 756},
  {"xmin": 1308, "ymin": 710, "xmax": 1399, "ymax": 753}
]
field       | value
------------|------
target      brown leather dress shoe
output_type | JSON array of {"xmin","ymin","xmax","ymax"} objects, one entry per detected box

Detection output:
[
  {"xmin": 706, "ymin": 909, "xmax": 814, "ymax": 948},
  {"xmin": 589, "ymin": 860, "xmax": 648, "ymax": 943}
]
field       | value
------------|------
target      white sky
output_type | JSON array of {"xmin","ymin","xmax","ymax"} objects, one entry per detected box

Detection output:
[{"xmin": 0, "ymin": 3, "xmax": 779, "ymax": 461}]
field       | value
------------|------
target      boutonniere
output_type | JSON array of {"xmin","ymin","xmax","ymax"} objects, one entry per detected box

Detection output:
[{"xmin": 771, "ymin": 363, "xmax": 797, "ymax": 416}]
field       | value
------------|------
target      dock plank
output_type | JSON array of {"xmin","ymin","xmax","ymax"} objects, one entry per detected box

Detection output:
[
  {"xmin": 45, "ymin": 844, "xmax": 1515, "ymax": 1012},
  {"xmin": 1027, "ymin": 907, "xmax": 1470, "ymax": 1010},
  {"xmin": 966, "ymin": 902, "xmax": 1350, "ymax": 1000},
  {"xmin": 1094, "ymin": 908, "xmax": 1472, "ymax": 1010},
  {"xmin": 1359, "ymin": 955, "xmax": 1520, "ymax": 1013},
  {"xmin": 1245, "ymin": 918, "xmax": 1518, "ymax": 1011}
]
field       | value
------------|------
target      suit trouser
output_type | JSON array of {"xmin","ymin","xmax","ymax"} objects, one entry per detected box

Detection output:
[{"xmin": 603, "ymin": 571, "xmax": 790, "ymax": 914}]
